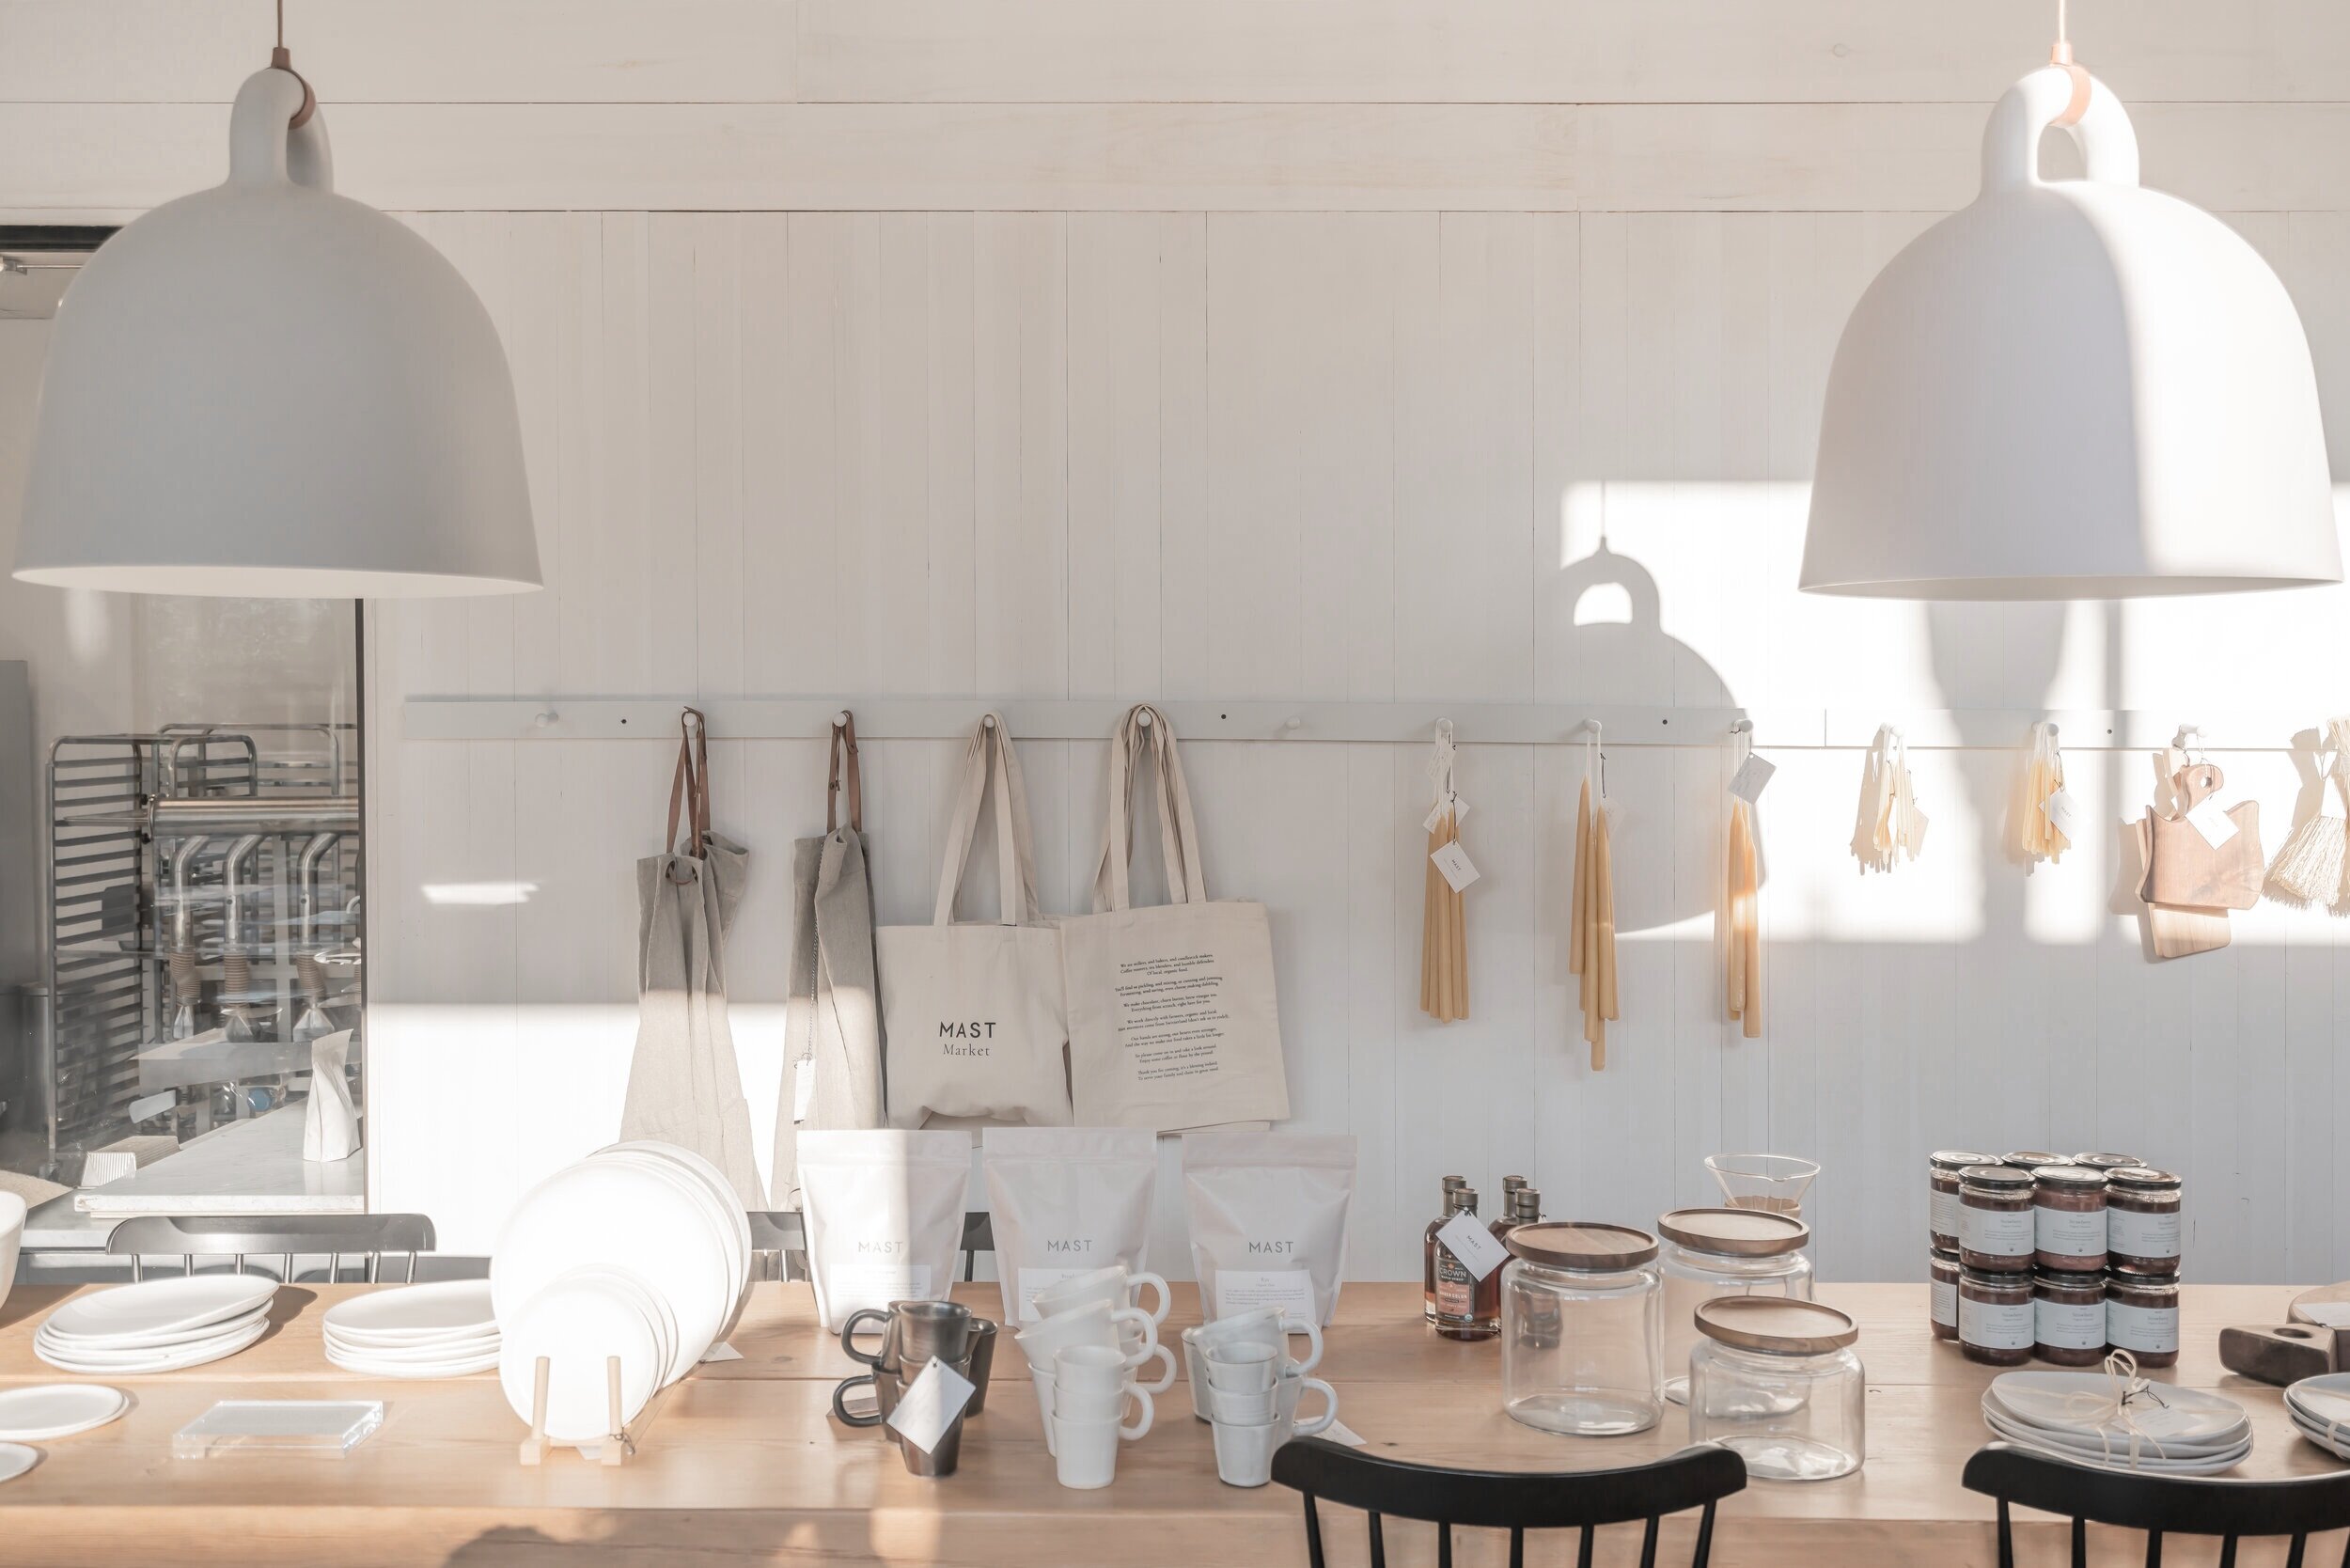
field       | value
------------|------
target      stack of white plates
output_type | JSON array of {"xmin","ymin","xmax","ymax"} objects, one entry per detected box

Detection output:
[
  {"xmin": 1982, "ymin": 1370, "xmax": 2253, "ymax": 1475},
  {"xmin": 323, "ymin": 1280, "xmax": 499, "ymax": 1378},
  {"xmin": 2284, "ymin": 1373, "xmax": 2350, "ymax": 1461},
  {"xmin": 36, "ymin": 1276, "xmax": 277, "ymax": 1374},
  {"xmin": 490, "ymin": 1140, "xmax": 749, "ymax": 1441}
]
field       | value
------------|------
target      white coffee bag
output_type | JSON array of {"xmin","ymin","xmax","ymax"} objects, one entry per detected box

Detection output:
[
  {"xmin": 980, "ymin": 1127, "xmax": 1158, "ymax": 1324},
  {"xmin": 1183, "ymin": 1131, "xmax": 1356, "ymax": 1325},
  {"xmin": 796, "ymin": 1129, "xmax": 972, "ymax": 1330}
]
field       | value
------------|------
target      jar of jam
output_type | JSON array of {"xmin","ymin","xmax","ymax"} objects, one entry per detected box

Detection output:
[
  {"xmin": 1929, "ymin": 1150, "xmax": 1995, "ymax": 1252},
  {"xmin": 1929, "ymin": 1249, "xmax": 1961, "ymax": 1341},
  {"xmin": 2106, "ymin": 1168, "xmax": 2182, "ymax": 1274},
  {"xmin": 2106, "ymin": 1270, "xmax": 2179, "ymax": 1368},
  {"xmin": 2073, "ymin": 1152, "xmax": 2142, "ymax": 1174},
  {"xmin": 1958, "ymin": 1165, "xmax": 2036, "ymax": 1272},
  {"xmin": 2032, "ymin": 1267, "xmax": 2107, "ymax": 1367},
  {"xmin": 2031, "ymin": 1165, "xmax": 2107, "ymax": 1271},
  {"xmin": 1959, "ymin": 1267, "xmax": 2034, "ymax": 1366},
  {"xmin": 2002, "ymin": 1151, "xmax": 2073, "ymax": 1171}
]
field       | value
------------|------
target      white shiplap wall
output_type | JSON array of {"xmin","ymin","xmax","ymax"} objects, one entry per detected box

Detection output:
[{"xmin": 12, "ymin": 2, "xmax": 2350, "ymax": 1279}]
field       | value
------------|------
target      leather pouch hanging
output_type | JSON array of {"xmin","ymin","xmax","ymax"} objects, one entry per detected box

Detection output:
[{"xmin": 2144, "ymin": 761, "xmax": 2263, "ymax": 911}]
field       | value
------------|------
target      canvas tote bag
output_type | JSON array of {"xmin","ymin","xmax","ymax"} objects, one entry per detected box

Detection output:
[
  {"xmin": 878, "ymin": 714, "xmax": 1072, "ymax": 1127},
  {"xmin": 1061, "ymin": 705, "xmax": 1289, "ymax": 1132},
  {"xmin": 770, "ymin": 715, "xmax": 886, "ymax": 1211},
  {"xmin": 619, "ymin": 708, "xmax": 763, "ymax": 1207}
]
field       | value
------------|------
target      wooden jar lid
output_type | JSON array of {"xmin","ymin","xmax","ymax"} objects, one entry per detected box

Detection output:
[
  {"xmin": 1656, "ymin": 1207, "xmax": 1810, "ymax": 1258},
  {"xmin": 1504, "ymin": 1222, "xmax": 1658, "ymax": 1272},
  {"xmin": 1695, "ymin": 1296, "xmax": 1859, "ymax": 1356}
]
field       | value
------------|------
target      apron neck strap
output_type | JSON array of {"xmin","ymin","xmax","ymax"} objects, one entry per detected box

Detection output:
[
  {"xmin": 665, "ymin": 707, "xmax": 711, "ymax": 880},
  {"xmin": 828, "ymin": 713, "xmax": 863, "ymax": 834}
]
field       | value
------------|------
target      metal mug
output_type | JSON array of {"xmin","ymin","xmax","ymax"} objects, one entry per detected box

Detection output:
[
  {"xmin": 833, "ymin": 1316, "xmax": 999, "ymax": 1426},
  {"xmin": 841, "ymin": 1298, "xmax": 975, "ymax": 1372}
]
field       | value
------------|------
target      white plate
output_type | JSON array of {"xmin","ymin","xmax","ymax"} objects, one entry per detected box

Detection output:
[
  {"xmin": 497, "ymin": 1268, "xmax": 664, "ymax": 1444},
  {"xmin": 0, "ymin": 1384, "xmax": 129, "ymax": 1441},
  {"xmin": 41, "ymin": 1276, "xmax": 278, "ymax": 1344},
  {"xmin": 2289, "ymin": 1410, "xmax": 2350, "ymax": 1460},
  {"xmin": 324, "ymin": 1330, "xmax": 499, "ymax": 1364},
  {"xmin": 0, "ymin": 1444, "xmax": 36, "ymax": 1484},
  {"xmin": 1983, "ymin": 1411, "xmax": 2249, "ymax": 1475},
  {"xmin": 492, "ymin": 1161, "xmax": 729, "ymax": 1385},
  {"xmin": 1982, "ymin": 1403, "xmax": 2251, "ymax": 1462},
  {"xmin": 597, "ymin": 1142, "xmax": 750, "ymax": 1326},
  {"xmin": 36, "ymin": 1312, "xmax": 268, "ymax": 1375},
  {"xmin": 2287, "ymin": 1373, "xmax": 2350, "ymax": 1425},
  {"xmin": 591, "ymin": 1148, "xmax": 745, "ymax": 1329},
  {"xmin": 38, "ymin": 1305, "xmax": 272, "ymax": 1356},
  {"xmin": 1986, "ymin": 1372, "xmax": 2250, "ymax": 1449},
  {"xmin": 327, "ymin": 1347, "xmax": 500, "ymax": 1379},
  {"xmin": 322, "ymin": 1280, "xmax": 495, "ymax": 1343}
]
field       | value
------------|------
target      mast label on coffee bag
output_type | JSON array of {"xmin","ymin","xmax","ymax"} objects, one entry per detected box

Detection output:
[{"xmin": 1214, "ymin": 1268, "xmax": 1317, "ymax": 1320}]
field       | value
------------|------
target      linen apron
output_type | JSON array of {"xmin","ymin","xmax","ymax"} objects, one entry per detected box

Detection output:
[
  {"xmin": 619, "ymin": 708, "xmax": 763, "ymax": 1207},
  {"xmin": 771, "ymin": 715, "xmax": 885, "ymax": 1211}
]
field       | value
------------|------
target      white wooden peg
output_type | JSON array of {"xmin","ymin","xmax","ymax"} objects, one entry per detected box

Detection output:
[{"xmin": 519, "ymin": 1355, "xmax": 552, "ymax": 1466}]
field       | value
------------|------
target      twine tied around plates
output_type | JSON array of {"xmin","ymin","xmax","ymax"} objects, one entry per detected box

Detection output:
[{"xmin": 2057, "ymin": 1350, "xmax": 2172, "ymax": 1467}]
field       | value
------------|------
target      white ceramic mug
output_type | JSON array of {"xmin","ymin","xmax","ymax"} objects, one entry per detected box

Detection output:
[
  {"xmin": 1203, "ymin": 1384, "xmax": 1280, "ymax": 1425},
  {"xmin": 1058, "ymin": 1380, "xmax": 1152, "ymax": 1436},
  {"xmin": 1053, "ymin": 1343, "xmax": 1153, "ymax": 1432},
  {"xmin": 1053, "ymin": 1413, "xmax": 1122, "ymax": 1490},
  {"xmin": 1053, "ymin": 1342, "xmax": 1135, "ymax": 1397},
  {"xmin": 1031, "ymin": 1263, "xmax": 1172, "ymax": 1328},
  {"xmin": 1183, "ymin": 1309, "xmax": 1322, "ymax": 1420},
  {"xmin": 1276, "ymin": 1369, "xmax": 1339, "ymax": 1437},
  {"xmin": 1015, "ymin": 1300, "xmax": 1159, "ymax": 1372},
  {"xmin": 1203, "ymin": 1341, "xmax": 1279, "ymax": 1393},
  {"xmin": 1212, "ymin": 1411, "xmax": 1289, "ymax": 1488}
]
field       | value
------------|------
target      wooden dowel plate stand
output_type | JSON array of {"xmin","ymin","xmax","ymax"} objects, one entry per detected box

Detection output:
[{"xmin": 517, "ymin": 1354, "xmax": 678, "ymax": 1467}]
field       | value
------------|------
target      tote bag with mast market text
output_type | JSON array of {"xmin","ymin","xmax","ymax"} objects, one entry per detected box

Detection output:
[{"xmin": 1060, "ymin": 706, "xmax": 1289, "ymax": 1132}]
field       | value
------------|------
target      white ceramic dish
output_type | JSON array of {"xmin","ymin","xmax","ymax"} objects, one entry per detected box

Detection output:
[
  {"xmin": 1982, "ymin": 1409, "xmax": 2249, "ymax": 1475},
  {"xmin": 324, "ymin": 1330, "xmax": 500, "ymax": 1364},
  {"xmin": 497, "ymin": 1267, "xmax": 665, "ymax": 1443},
  {"xmin": 1986, "ymin": 1372, "xmax": 2250, "ymax": 1449},
  {"xmin": 327, "ymin": 1347, "xmax": 500, "ymax": 1379},
  {"xmin": 322, "ymin": 1280, "xmax": 495, "ymax": 1342},
  {"xmin": 36, "ymin": 1312, "xmax": 268, "ymax": 1374},
  {"xmin": 0, "ymin": 1384, "xmax": 129, "ymax": 1441},
  {"xmin": 597, "ymin": 1142, "xmax": 751, "ymax": 1330},
  {"xmin": 41, "ymin": 1276, "xmax": 277, "ymax": 1344},
  {"xmin": 37, "ymin": 1304, "xmax": 274, "ymax": 1356},
  {"xmin": 0, "ymin": 1443, "xmax": 36, "ymax": 1484}
]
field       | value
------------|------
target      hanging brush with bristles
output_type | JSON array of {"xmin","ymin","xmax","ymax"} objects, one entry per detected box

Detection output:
[{"xmin": 2267, "ymin": 716, "xmax": 2350, "ymax": 911}]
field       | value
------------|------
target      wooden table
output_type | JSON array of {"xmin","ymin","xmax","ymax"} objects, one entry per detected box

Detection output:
[{"xmin": 0, "ymin": 1279, "xmax": 2339, "ymax": 1566}]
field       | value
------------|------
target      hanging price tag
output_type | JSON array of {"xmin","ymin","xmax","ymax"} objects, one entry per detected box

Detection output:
[
  {"xmin": 2186, "ymin": 797, "xmax": 2239, "ymax": 848},
  {"xmin": 1434, "ymin": 1211, "xmax": 1511, "ymax": 1281},
  {"xmin": 885, "ymin": 1356, "xmax": 977, "ymax": 1455},
  {"xmin": 1729, "ymin": 752, "xmax": 1776, "ymax": 804},
  {"xmin": 2039, "ymin": 787, "xmax": 2086, "ymax": 841},
  {"xmin": 1431, "ymin": 841, "xmax": 1480, "ymax": 892}
]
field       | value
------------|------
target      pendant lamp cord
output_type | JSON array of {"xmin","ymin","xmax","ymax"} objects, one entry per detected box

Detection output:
[{"xmin": 269, "ymin": 0, "xmax": 316, "ymax": 129}]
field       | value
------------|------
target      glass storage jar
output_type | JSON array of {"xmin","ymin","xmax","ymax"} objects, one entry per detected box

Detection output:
[
  {"xmin": 1958, "ymin": 1267, "xmax": 2034, "ymax": 1366},
  {"xmin": 2106, "ymin": 1270, "xmax": 2180, "ymax": 1368},
  {"xmin": 1658, "ymin": 1207, "xmax": 1813, "ymax": 1405},
  {"xmin": 1929, "ymin": 1150, "xmax": 1996, "ymax": 1251},
  {"xmin": 2032, "ymin": 1267, "xmax": 2107, "ymax": 1367},
  {"xmin": 1958, "ymin": 1165, "xmax": 2037, "ymax": 1272},
  {"xmin": 1500, "ymin": 1222, "xmax": 1663, "ymax": 1437},
  {"xmin": 1929, "ymin": 1249, "xmax": 1961, "ymax": 1341},
  {"xmin": 2106, "ymin": 1168, "xmax": 2183, "ymax": 1275},
  {"xmin": 2031, "ymin": 1164, "xmax": 2107, "ymax": 1271},
  {"xmin": 1686, "ymin": 1297, "xmax": 1865, "ymax": 1482},
  {"xmin": 2073, "ymin": 1152, "xmax": 2142, "ymax": 1174},
  {"xmin": 2002, "ymin": 1151, "xmax": 2074, "ymax": 1171}
]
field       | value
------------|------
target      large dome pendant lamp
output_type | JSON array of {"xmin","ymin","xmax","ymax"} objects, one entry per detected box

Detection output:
[
  {"xmin": 1800, "ymin": 13, "xmax": 2340, "ymax": 599},
  {"xmin": 12, "ymin": 5, "xmax": 540, "ymax": 597}
]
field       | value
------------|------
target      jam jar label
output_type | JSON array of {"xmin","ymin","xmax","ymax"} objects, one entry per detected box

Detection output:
[
  {"xmin": 2107, "ymin": 1299, "xmax": 2180, "ymax": 1355},
  {"xmin": 2107, "ymin": 1207, "xmax": 2182, "ymax": 1260},
  {"xmin": 1960, "ymin": 1204, "xmax": 2035, "ymax": 1259},
  {"xmin": 2034, "ymin": 1206, "xmax": 2107, "ymax": 1258},
  {"xmin": 1929, "ymin": 1189, "xmax": 1959, "ymax": 1238},
  {"xmin": 1960, "ymin": 1295, "xmax": 2034, "ymax": 1351},
  {"xmin": 2034, "ymin": 1298, "xmax": 2106, "ymax": 1350},
  {"xmin": 1930, "ymin": 1278, "xmax": 1957, "ymax": 1327}
]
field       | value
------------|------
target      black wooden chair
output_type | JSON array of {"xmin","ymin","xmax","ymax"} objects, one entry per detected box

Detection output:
[
  {"xmin": 1964, "ymin": 1441, "xmax": 2350, "ymax": 1567},
  {"xmin": 1271, "ymin": 1436, "xmax": 1747, "ymax": 1568}
]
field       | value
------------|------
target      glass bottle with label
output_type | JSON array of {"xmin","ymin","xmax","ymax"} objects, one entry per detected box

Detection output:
[
  {"xmin": 1423, "ymin": 1174, "xmax": 1467, "ymax": 1324},
  {"xmin": 1434, "ymin": 1186, "xmax": 1501, "ymax": 1341}
]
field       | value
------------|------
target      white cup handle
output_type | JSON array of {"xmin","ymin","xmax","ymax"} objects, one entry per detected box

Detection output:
[
  {"xmin": 1111, "ymin": 1306, "xmax": 1159, "ymax": 1365},
  {"xmin": 1130, "ymin": 1341, "xmax": 1177, "ymax": 1393},
  {"xmin": 1281, "ymin": 1314, "xmax": 1324, "ymax": 1375},
  {"xmin": 1120, "ymin": 1385, "xmax": 1155, "ymax": 1440},
  {"xmin": 1289, "ymin": 1375, "xmax": 1338, "ymax": 1437},
  {"xmin": 1129, "ymin": 1270, "xmax": 1172, "ymax": 1326}
]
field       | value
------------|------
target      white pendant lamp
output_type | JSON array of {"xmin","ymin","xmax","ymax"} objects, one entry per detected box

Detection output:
[
  {"xmin": 13, "ymin": 17, "xmax": 540, "ymax": 597},
  {"xmin": 1801, "ymin": 42, "xmax": 2340, "ymax": 599}
]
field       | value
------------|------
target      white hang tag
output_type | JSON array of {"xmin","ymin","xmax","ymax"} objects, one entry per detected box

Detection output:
[
  {"xmin": 1434, "ymin": 1211, "xmax": 1511, "ymax": 1282},
  {"xmin": 1431, "ymin": 841, "xmax": 1480, "ymax": 893},
  {"xmin": 885, "ymin": 1356, "xmax": 977, "ymax": 1455},
  {"xmin": 792, "ymin": 1058, "xmax": 816, "ymax": 1124},
  {"xmin": 2186, "ymin": 798, "xmax": 2238, "ymax": 848},
  {"xmin": 1729, "ymin": 752, "xmax": 1776, "ymax": 805},
  {"xmin": 2040, "ymin": 787, "xmax": 2086, "ymax": 841},
  {"xmin": 699, "ymin": 1341, "xmax": 744, "ymax": 1364},
  {"xmin": 1322, "ymin": 1419, "xmax": 1370, "ymax": 1448}
]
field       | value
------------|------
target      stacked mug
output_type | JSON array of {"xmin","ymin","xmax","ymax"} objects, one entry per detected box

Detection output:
[
  {"xmin": 1182, "ymin": 1308, "xmax": 1339, "ymax": 1487},
  {"xmin": 1011, "ymin": 1264, "xmax": 1177, "ymax": 1488},
  {"xmin": 832, "ymin": 1299, "xmax": 999, "ymax": 1477}
]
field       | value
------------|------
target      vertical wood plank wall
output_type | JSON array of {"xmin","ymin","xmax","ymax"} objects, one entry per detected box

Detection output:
[{"xmin": 11, "ymin": 2, "xmax": 2350, "ymax": 1277}]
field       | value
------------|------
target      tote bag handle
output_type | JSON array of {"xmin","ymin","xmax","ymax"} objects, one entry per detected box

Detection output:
[
  {"xmin": 1093, "ymin": 705, "xmax": 1212, "ymax": 913},
  {"xmin": 663, "ymin": 706, "xmax": 712, "ymax": 882},
  {"xmin": 827, "ymin": 712, "xmax": 863, "ymax": 834},
  {"xmin": 932, "ymin": 714, "xmax": 1044, "ymax": 926}
]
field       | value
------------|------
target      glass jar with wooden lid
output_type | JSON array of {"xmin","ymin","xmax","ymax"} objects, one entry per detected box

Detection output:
[
  {"xmin": 2106, "ymin": 1269, "xmax": 2179, "ymax": 1368},
  {"xmin": 1500, "ymin": 1222, "xmax": 1663, "ymax": 1437},
  {"xmin": 1957, "ymin": 1165, "xmax": 2036, "ymax": 1272},
  {"xmin": 1929, "ymin": 1150, "xmax": 1997, "ymax": 1251},
  {"xmin": 2072, "ymin": 1152, "xmax": 2142, "ymax": 1174},
  {"xmin": 1686, "ymin": 1297, "xmax": 1865, "ymax": 1482},
  {"xmin": 1958, "ymin": 1266, "xmax": 2034, "ymax": 1366},
  {"xmin": 2106, "ymin": 1168, "xmax": 2183, "ymax": 1274},
  {"xmin": 2031, "ymin": 1164, "xmax": 2107, "ymax": 1271},
  {"xmin": 1656, "ymin": 1207, "xmax": 1813, "ymax": 1406},
  {"xmin": 2002, "ymin": 1151, "xmax": 2075, "ymax": 1170}
]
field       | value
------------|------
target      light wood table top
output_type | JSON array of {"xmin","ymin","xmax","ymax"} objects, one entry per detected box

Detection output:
[{"xmin": 0, "ymin": 1279, "xmax": 2339, "ymax": 1566}]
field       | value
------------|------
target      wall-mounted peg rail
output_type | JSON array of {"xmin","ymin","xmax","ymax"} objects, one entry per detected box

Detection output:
[{"xmin": 401, "ymin": 699, "xmax": 2324, "ymax": 752}]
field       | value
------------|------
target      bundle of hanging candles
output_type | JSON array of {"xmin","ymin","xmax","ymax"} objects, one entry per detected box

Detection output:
[
  {"xmin": 1569, "ymin": 724, "xmax": 1618, "ymax": 1067},
  {"xmin": 1725, "ymin": 728, "xmax": 1762, "ymax": 1040},
  {"xmin": 2020, "ymin": 720, "xmax": 2070, "ymax": 864},
  {"xmin": 1419, "ymin": 722, "xmax": 1469, "ymax": 1022}
]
